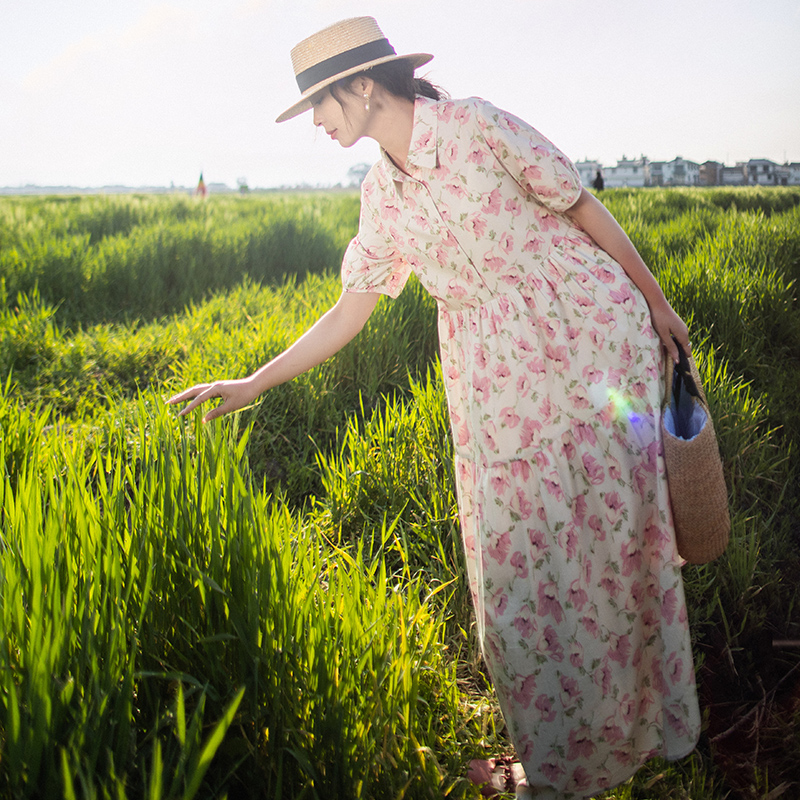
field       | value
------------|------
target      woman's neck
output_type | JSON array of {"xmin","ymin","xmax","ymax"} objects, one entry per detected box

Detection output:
[{"xmin": 367, "ymin": 94, "xmax": 415, "ymax": 173}]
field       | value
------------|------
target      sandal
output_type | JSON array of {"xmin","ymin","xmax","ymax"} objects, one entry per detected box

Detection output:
[{"xmin": 467, "ymin": 756, "xmax": 521, "ymax": 797}]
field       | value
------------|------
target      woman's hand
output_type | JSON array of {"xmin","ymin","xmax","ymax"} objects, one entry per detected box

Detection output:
[
  {"xmin": 649, "ymin": 299, "xmax": 691, "ymax": 363},
  {"xmin": 167, "ymin": 377, "xmax": 258, "ymax": 423}
]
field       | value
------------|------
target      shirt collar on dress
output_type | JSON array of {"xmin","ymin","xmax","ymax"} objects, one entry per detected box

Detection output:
[{"xmin": 379, "ymin": 95, "xmax": 439, "ymax": 184}]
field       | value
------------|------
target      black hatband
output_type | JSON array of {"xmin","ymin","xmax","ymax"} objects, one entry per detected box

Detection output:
[{"xmin": 295, "ymin": 39, "xmax": 396, "ymax": 93}]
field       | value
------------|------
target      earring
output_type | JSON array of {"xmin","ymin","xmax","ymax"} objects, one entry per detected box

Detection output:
[{"xmin": 363, "ymin": 93, "xmax": 370, "ymax": 112}]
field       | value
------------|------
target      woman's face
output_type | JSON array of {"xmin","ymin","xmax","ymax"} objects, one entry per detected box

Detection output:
[{"xmin": 311, "ymin": 84, "xmax": 368, "ymax": 148}]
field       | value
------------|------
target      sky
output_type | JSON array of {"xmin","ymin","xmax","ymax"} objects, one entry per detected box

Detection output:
[{"xmin": 2, "ymin": 0, "xmax": 799, "ymax": 190}]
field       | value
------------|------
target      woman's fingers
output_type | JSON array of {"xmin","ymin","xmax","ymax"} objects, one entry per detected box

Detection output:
[{"xmin": 166, "ymin": 383, "xmax": 221, "ymax": 418}]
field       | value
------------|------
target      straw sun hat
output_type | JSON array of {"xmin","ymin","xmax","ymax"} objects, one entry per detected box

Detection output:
[{"xmin": 276, "ymin": 16, "xmax": 433, "ymax": 123}]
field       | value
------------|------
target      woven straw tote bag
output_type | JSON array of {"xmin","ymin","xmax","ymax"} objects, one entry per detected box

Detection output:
[{"xmin": 661, "ymin": 345, "xmax": 730, "ymax": 564}]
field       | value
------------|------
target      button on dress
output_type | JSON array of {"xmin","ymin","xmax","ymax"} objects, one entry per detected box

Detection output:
[{"xmin": 342, "ymin": 96, "xmax": 700, "ymax": 798}]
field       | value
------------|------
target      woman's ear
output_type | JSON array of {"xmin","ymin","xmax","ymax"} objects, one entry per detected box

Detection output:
[{"xmin": 352, "ymin": 75, "xmax": 375, "ymax": 97}]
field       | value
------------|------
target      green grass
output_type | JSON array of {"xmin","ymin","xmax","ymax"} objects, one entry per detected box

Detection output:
[{"xmin": 0, "ymin": 187, "xmax": 799, "ymax": 798}]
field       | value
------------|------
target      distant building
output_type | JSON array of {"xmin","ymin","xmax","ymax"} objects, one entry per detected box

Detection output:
[
  {"xmin": 575, "ymin": 160, "xmax": 603, "ymax": 188},
  {"xmin": 787, "ymin": 163, "xmax": 800, "ymax": 186},
  {"xmin": 747, "ymin": 159, "xmax": 789, "ymax": 186},
  {"xmin": 721, "ymin": 163, "xmax": 748, "ymax": 185},
  {"xmin": 649, "ymin": 157, "xmax": 700, "ymax": 186},
  {"xmin": 699, "ymin": 161, "xmax": 724, "ymax": 186},
  {"xmin": 604, "ymin": 156, "xmax": 649, "ymax": 188}
]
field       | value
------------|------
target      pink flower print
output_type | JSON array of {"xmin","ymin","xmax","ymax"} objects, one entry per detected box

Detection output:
[
  {"xmin": 573, "ymin": 294, "xmax": 595, "ymax": 315},
  {"xmin": 543, "ymin": 475, "xmax": 564, "ymax": 501},
  {"xmin": 561, "ymin": 435, "xmax": 576, "ymax": 461},
  {"xmin": 567, "ymin": 767, "xmax": 593, "ymax": 794},
  {"xmin": 482, "ymin": 423, "xmax": 498, "ymax": 452},
  {"xmin": 472, "ymin": 372, "xmax": 491, "ymax": 403},
  {"xmin": 590, "ymin": 328, "xmax": 606, "ymax": 349},
  {"xmin": 464, "ymin": 213, "xmax": 487, "ymax": 238},
  {"xmin": 666, "ymin": 706, "xmax": 691, "ymax": 738},
  {"xmin": 473, "ymin": 343, "xmax": 489, "ymax": 370},
  {"xmin": 652, "ymin": 657, "xmax": 667, "ymax": 694},
  {"xmin": 613, "ymin": 742, "xmax": 636, "ymax": 767},
  {"xmin": 607, "ymin": 455, "xmax": 622, "ymax": 481},
  {"xmin": 588, "ymin": 514, "xmax": 606, "ymax": 541},
  {"xmin": 522, "ymin": 163, "xmax": 544, "ymax": 185},
  {"xmin": 601, "ymin": 715, "xmax": 625, "ymax": 745},
  {"xmin": 379, "ymin": 197, "xmax": 401, "ymax": 222},
  {"xmin": 582, "ymin": 364, "xmax": 604, "ymax": 384},
  {"xmin": 537, "ymin": 581, "xmax": 564, "ymax": 623},
  {"xmin": 642, "ymin": 607, "xmax": 660, "ymax": 640},
  {"xmin": 534, "ymin": 206, "xmax": 559, "ymax": 232},
  {"xmin": 619, "ymin": 693, "xmax": 636, "ymax": 725},
  {"xmin": 541, "ymin": 752, "xmax": 566, "ymax": 784},
  {"xmin": 499, "ymin": 232, "xmax": 514, "ymax": 253},
  {"xmin": 454, "ymin": 104, "xmax": 471, "ymax": 125},
  {"xmin": 505, "ymin": 197, "xmax": 522, "ymax": 216},
  {"xmin": 481, "ymin": 189, "xmax": 502, "ymax": 215},
  {"xmin": 533, "ymin": 450, "xmax": 550, "ymax": 470},
  {"xmin": 499, "ymin": 406, "xmax": 520, "ymax": 428},
  {"xmin": 492, "ymin": 362, "xmax": 512, "ymax": 388},
  {"xmin": 662, "ymin": 587, "xmax": 678, "ymax": 625},
  {"xmin": 582, "ymin": 611, "xmax": 600, "ymax": 638},
  {"xmin": 571, "ymin": 419, "xmax": 597, "ymax": 447},
  {"xmin": 572, "ymin": 494, "xmax": 588, "ymax": 526},
  {"xmin": 528, "ymin": 528, "xmax": 549, "ymax": 560},
  {"xmin": 593, "ymin": 308, "xmax": 617, "ymax": 328},
  {"xmin": 590, "ymin": 264, "xmax": 617, "ymax": 284},
  {"xmin": 457, "ymin": 420, "xmax": 471, "ymax": 447},
  {"xmin": 567, "ymin": 726, "xmax": 597, "ymax": 761},
  {"xmin": 667, "ymin": 653, "xmax": 684, "ymax": 685},
  {"xmin": 510, "ymin": 487, "xmax": 533, "ymax": 520},
  {"xmin": 535, "ymin": 693, "xmax": 556, "ymax": 722},
  {"xmin": 520, "ymin": 417, "xmax": 543, "ymax": 449},
  {"xmin": 599, "ymin": 565, "xmax": 623, "ymax": 598},
  {"xmin": 569, "ymin": 639, "xmax": 585, "ymax": 668},
  {"xmin": 511, "ymin": 460, "xmax": 532, "ymax": 481},
  {"xmin": 513, "ymin": 605, "xmax": 537, "ymax": 638},
  {"xmin": 488, "ymin": 585, "xmax": 509, "ymax": 618},
  {"xmin": 445, "ymin": 181, "xmax": 468, "ymax": 199},
  {"xmin": 487, "ymin": 531, "xmax": 511, "ymax": 565},
  {"xmin": 538, "ymin": 625, "xmax": 564, "ymax": 661},
  {"xmin": 523, "ymin": 232, "xmax": 544, "ymax": 253},
  {"xmin": 510, "ymin": 550, "xmax": 529, "ymax": 579},
  {"xmin": 500, "ymin": 113, "xmax": 521, "ymax": 133},
  {"xmin": 436, "ymin": 101, "xmax": 454, "ymax": 122},
  {"xmin": 538, "ymin": 396, "xmax": 556, "ymax": 424},
  {"xmin": 433, "ymin": 245, "xmax": 450, "ymax": 267},
  {"xmin": 625, "ymin": 580, "xmax": 646, "ymax": 613},
  {"xmin": 608, "ymin": 633, "xmax": 632, "ymax": 667},
  {"xmin": 559, "ymin": 675, "xmax": 580, "ymax": 707},
  {"xmin": 466, "ymin": 139, "xmax": 485, "ymax": 165},
  {"xmin": 511, "ymin": 673, "xmax": 537, "ymax": 709},
  {"xmin": 489, "ymin": 471, "xmax": 510, "ymax": 496},
  {"xmin": 537, "ymin": 316, "xmax": 560, "ymax": 340},
  {"xmin": 565, "ymin": 325, "xmax": 581, "ymax": 347},
  {"xmin": 516, "ymin": 374, "xmax": 532, "ymax": 398},
  {"xmin": 483, "ymin": 251, "xmax": 506, "ymax": 273},
  {"xmin": 545, "ymin": 343, "xmax": 569, "ymax": 372},
  {"xmin": 444, "ymin": 139, "xmax": 458, "ymax": 162},
  {"xmin": 567, "ymin": 385, "xmax": 589, "ymax": 410},
  {"xmin": 582, "ymin": 453, "xmax": 606, "ymax": 485},
  {"xmin": 610, "ymin": 282, "xmax": 636, "ymax": 312},
  {"xmin": 413, "ymin": 128, "xmax": 433, "ymax": 150},
  {"xmin": 620, "ymin": 340, "xmax": 635, "ymax": 367},
  {"xmin": 620, "ymin": 538, "xmax": 643, "ymax": 577},
  {"xmin": 594, "ymin": 661, "xmax": 612, "ymax": 694}
]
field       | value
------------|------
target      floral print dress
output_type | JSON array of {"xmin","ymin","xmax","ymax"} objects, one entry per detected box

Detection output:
[{"xmin": 341, "ymin": 96, "xmax": 700, "ymax": 798}]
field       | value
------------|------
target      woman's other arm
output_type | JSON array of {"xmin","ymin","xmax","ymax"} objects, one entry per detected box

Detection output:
[
  {"xmin": 566, "ymin": 187, "xmax": 690, "ymax": 361},
  {"xmin": 167, "ymin": 290, "xmax": 381, "ymax": 422}
]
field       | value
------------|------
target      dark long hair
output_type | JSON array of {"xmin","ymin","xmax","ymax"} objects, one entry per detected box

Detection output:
[{"xmin": 329, "ymin": 58, "xmax": 446, "ymax": 106}]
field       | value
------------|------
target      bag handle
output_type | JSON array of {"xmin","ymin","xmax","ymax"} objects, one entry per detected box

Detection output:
[{"xmin": 664, "ymin": 339, "xmax": 708, "ymax": 410}]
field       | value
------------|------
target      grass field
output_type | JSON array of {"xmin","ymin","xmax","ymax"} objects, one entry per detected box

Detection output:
[{"xmin": 0, "ymin": 187, "xmax": 798, "ymax": 799}]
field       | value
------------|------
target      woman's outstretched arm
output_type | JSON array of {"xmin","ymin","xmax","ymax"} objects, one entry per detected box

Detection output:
[
  {"xmin": 566, "ymin": 187, "xmax": 690, "ymax": 362},
  {"xmin": 167, "ymin": 290, "xmax": 381, "ymax": 422}
]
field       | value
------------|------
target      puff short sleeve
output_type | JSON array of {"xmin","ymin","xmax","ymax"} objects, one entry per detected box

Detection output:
[
  {"xmin": 473, "ymin": 98, "xmax": 582, "ymax": 212},
  {"xmin": 341, "ymin": 174, "xmax": 412, "ymax": 298}
]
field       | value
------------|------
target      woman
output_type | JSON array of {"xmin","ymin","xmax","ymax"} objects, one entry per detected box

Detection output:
[{"xmin": 169, "ymin": 17, "xmax": 701, "ymax": 799}]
